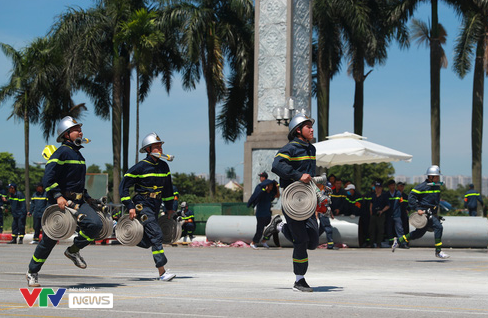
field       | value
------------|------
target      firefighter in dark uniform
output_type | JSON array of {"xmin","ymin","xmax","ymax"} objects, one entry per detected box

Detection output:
[
  {"xmin": 330, "ymin": 178, "xmax": 347, "ymax": 216},
  {"xmin": 119, "ymin": 132, "xmax": 176, "ymax": 281},
  {"xmin": 397, "ymin": 182, "xmax": 410, "ymax": 238},
  {"xmin": 179, "ymin": 202, "xmax": 196, "ymax": 242},
  {"xmin": 392, "ymin": 165, "xmax": 450, "ymax": 259},
  {"xmin": 26, "ymin": 116, "xmax": 103, "ymax": 287},
  {"xmin": 6, "ymin": 183, "xmax": 27, "ymax": 244},
  {"xmin": 28, "ymin": 183, "xmax": 49, "ymax": 244},
  {"xmin": 264, "ymin": 113, "xmax": 318, "ymax": 292},
  {"xmin": 464, "ymin": 184, "xmax": 484, "ymax": 216},
  {"xmin": 0, "ymin": 181, "xmax": 7, "ymax": 233}
]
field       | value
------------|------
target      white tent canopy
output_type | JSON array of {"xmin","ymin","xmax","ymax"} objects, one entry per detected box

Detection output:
[{"xmin": 313, "ymin": 132, "xmax": 413, "ymax": 168}]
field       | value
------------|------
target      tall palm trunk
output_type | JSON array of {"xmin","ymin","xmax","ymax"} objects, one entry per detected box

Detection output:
[
  {"xmin": 112, "ymin": 70, "xmax": 123, "ymax": 204},
  {"xmin": 430, "ymin": 0, "xmax": 441, "ymax": 166},
  {"xmin": 206, "ymin": 78, "xmax": 217, "ymax": 198},
  {"xmin": 135, "ymin": 67, "xmax": 140, "ymax": 164},
  {"xmin": 122, "ymin": 65, "xmax": 131, "ymax": 175},
  {"xmin": 472, "ymin": 37, "xmax": 484, "ymax": 214},
  {"xmin": 317, "ymin": 36, "xmax": 330, "ymax": 141},
  {"xmin": 24, "ymin": 108, "xmax": 30, "ymax": 211},
  {"xmin": 353, "ymin": 58, "xmax": 366, "ymax": 191}
]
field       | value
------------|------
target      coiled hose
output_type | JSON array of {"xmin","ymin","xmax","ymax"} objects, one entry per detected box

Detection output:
[
  {"xmin": 95, "ymin": 209, "xmax": 113, "ymax": 240},
  {"xmin": 282, "ymin": 181, "xmax": 318, "ymax": 221},
  {"xmin": 41, "ymin": 205, "xmax": 79, "ymax": 240},
  {"xmin": 409, "ymin": 212, "xmax": 428, "ymax": 229},
  {"xmin": 115, "ymin": 215, "xmax": 144, "ymax": 246}
]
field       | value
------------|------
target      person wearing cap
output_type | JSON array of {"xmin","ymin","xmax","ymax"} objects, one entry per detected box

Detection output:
[
  {"xmin": 265, "ymin": 113, "xmax": 319, "ymax": 292},
  {"xmin": 5, "ymin": 183, "xmax": 27, "ymax": 244},
  {"xmin": 396, "ymin": 182, "xmax": 410, "ymax": 238},
  {"xmin": 0, "ymin": 181, "xmax": 7, "ymax": 233},
  {"xmin": 344, "ymin": 184, "xmax": 362, "ymax": 217},
  {"xmin": 392, "ymin": 165, "xmax": 450, "ymax": 259},
  {"xmin": 247, "ymin": 173, "xmax": 280, "ymax": 249},
  {"xmin": 369, "ymin": 180, "xmax": 389, "ymax": 248},
  {"xmin": 28, "ymin": 183, "xmax": 49, "ymax": 244},
  {"xmin": 179, "ymin": 202, "xmax": 196, "ymax": 242},
  {"xmin": 464, "ymin": 184, "xmax": 484, "ymax": 217},
  {"xmin": 26, "ymin": 116, "xmax": 103, "ymax": 287},
  {"xmin": 119, "ymin": 132, "xmax": 176, "ymax": 281},
  {"xmin": 385, "ymin": 180, "xmax": 403, "ymax": 247}
]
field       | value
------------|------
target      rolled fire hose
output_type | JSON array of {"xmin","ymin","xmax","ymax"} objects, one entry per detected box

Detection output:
[
  {"xmin": 281, "ymin": 176, "xmax": 327, "ymax": 221},
  {"xmin": 115, "ymin": 215, "xmax": 144, "ymax": 246},
  {"xmin": 41, "ymin": 204, "xmax": 81, "ymax": 240},
  {"xmin": 409, "ymin": 212, "xmax": 428, "ymax": 229},
  {"xmin": 158, "ymin": 215, "xmax": 183, "ymax": 244},
  {"xmin": 95, "ymin": 209, "xmax": 113, "ymax": 240}
]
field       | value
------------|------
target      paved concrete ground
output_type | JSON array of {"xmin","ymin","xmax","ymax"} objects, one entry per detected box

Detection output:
[{"xmin": 1, "ymin": 241, "xmax": 488, "ymax": 318}]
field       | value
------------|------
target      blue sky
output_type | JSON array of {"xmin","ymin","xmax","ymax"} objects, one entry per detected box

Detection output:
[{"xmin": 0, "ymin": 1, "xmax": 486, "ymax": 181}]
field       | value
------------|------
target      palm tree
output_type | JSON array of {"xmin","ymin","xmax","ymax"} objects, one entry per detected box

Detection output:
[
  {"xmin": 165, "ymin": 0, "xmax": 254, "ymax": 197},
  {"xmin": 451, "ymin": 1, "xmax": 487, "ymax": 211},
  {"xmin": 0, "ymin": 38, "xmax": 84, "ymax": 206},
  {"xmin": 312, "ymin": 0, "xmax": 343, "ymax": 141},
  {"xmin": 51, "ymin": 0, "xmax": 146, "ymax": 203}
]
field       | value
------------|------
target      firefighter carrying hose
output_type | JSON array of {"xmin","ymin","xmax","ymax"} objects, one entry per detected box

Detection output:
[
  {"xmin": 26, "ymin": 116, "xmax": 103, "ymax": 287},
  {"xmin": 119, "ymin": 132, "xmax": 176, "ymax": 281},
  {"xmin": 392, "ymin": 165, "xmax": 450, "ymax": 259}
]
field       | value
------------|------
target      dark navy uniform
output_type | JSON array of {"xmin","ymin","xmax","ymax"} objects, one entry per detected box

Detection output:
[
  {"xmin": 399, "ymin": 180, "xmax": 443, "ymax": 252},
  {"xmin": 464, "ymin": 188, "xmax": 484, "ymax": 216},
  {"xmin": 247, "ymin": 179, "xmax": 277, "ymax": 243},
  {"xmin": 120, "ymin": 155, "xmax": 174, "ymax": 268},
  {"xmin": 399, "ymin": 192, "xmax": 410, "ymax": 237},
  {"xmin": 30, "ymin": 190, "xmax": 49, "ymax": 241},
  {"xmin": 6, "ymin": 184, "xmax": 27, "ymax": 240},
  {"xmin": 330, "ymin": 187, "xmax": 347, "ymax": 215},
  {"xmin": 272, "ymin": 137, "xmax": 318, "ymax": 276},
  {"xmin": 29, "ymin": 141, "xmax": 102, "ymax": 273},
  {"xmin": 386, "ymin": 189, "xmax": 402, "ymax": 244},
  {"xmin": 0, "ymin": 188, "xmax": 7, "ymax": 233},
  {"xmin": 180, "ymin": 208, "xmax": 195, "ymax": 238}
]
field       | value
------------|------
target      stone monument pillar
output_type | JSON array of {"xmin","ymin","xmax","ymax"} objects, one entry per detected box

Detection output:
[{"xmin": 243, "ymin": 0, "xmax": 312, "ymax": 202}]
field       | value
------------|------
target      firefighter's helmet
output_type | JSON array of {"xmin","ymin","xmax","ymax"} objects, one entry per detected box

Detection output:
[
  {"xmin": 426, "ymin": 165, "xmax": 441, "ymax": 176},
  {"xmin": 56, "ymin": 116, "xmax": 82, "ymax": 142},
  {"xmin": 288, "ymin": 114, "xmax": 315, "ymax": 141},
  {"xmin": 139, "ymin": 132, "xmax": 164, "ymax": 153}
]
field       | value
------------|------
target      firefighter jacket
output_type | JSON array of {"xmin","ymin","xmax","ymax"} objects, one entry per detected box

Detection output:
[
  {"xmin": 7, "ymin": 190, "xmax": 26, "ymax": 217},
  {"xmin": 387, "ymin": 190, "xmax": 402, "ymax": 218},
  {"xmin": 464, "ymin": 189, "xmax": 484, "ymax": 209},
  {"xmin": 399, "ymin": 192, "xmax": 409, "ymax": 216},
  {"xmin": 247, "ymin": 179, "xmax": 277, "ymax": 217},
  {"xmin": 331, "ymin": 188, "xmax": 347, "ymax": 214},
  {"xmin": 271, "ymin": 137, "xmax": 316, "ymax": 190},
  {"xmin": 120, "ymin": 155, "xmax": 175, "ymax": 212},
  {"xmin": 408, "ymin": 179, "xmax": 440, "ymax": 212},
  {"xmin": 43, "ymin": 141, "xmax": 91, "ymax": 203},
  {"xmin": 179, "ymin": 208, "xmax": 195, "ymax": 223},
  {"xmin": 0, "ymin": 189, "xmax": 6, "ymax": 208},
  {"xmin": 345, "ymin": 191, "xmax": 362, "ymax": 216},
  {"xmin": 30, "ymin": 191, "xmax": 48, "ymax": 217}
]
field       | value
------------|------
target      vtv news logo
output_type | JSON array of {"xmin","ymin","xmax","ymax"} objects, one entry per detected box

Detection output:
[
  {"xmin": 20, "ymin": 288, "xmax": 66, "ymax": 307},
  {"xmin": 20, "ymin": 288, "xmax": 113, "ymax": 308}
]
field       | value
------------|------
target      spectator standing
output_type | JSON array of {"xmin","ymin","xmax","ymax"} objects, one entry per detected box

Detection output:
[
  {"xmin": 6, "ymin": 183, "xmax": 27, "ymax": 244},
  {"xmin": 464, "ymin": 184, "xmax": 484, "ymax": 216},
  {"xmin": 0, "ymin": 180, "xmax": 6, "ymax": 233},
  {"xmin": 369, "ymin": 180, "xmax": 389, "ymax": 248},
  {"xmin": 397, "ymin": 182, "xmax": 410, "ymax": 240},
  {"xmin": 330, "ymin": 178, "xmax": 346, "ymax": 216},
  {"xmin": 28, "ymin": 183, "xmax": 49, "ymax": 244},
  {"xmin": 247, "ymin": 173, "xmax": 279, "ymax": 249}
]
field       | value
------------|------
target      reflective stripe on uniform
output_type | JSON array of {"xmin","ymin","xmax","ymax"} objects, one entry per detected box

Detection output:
[
  {"xmin": 46, "ymin": 158, "xmax": 85, "ymax": 165},
  {"xmin": 465, "ymin": 193, "xmax": 480, "ymax": 197},
  {"xmin": 33, "ymin": 255, "xmax": 46, "ymax": 263},
  {"xmin": 45, "ymin": 183, "xmax": 59, "ymax": 192},
  {"xmin": 161, "ymin": 196, "xmax": 175, "ymax": 201},
  {"xmin": 152, "ymin": 249, "xmax": 165, "ymax": 255},
  {"xmin": 411, "ymin": 189, "xmax": 440, "ymax": 194},
  {"xmin": 9, "ymin": 197, "xmax": 26, "ymax": 201},
  {"xmin": 79, "ymin": 230, "xmax": 95, "ymax": 241},
  {"xmin": 31, "ymin": 197, "xmax": 48, "ymax": 200},
  {"xmin": 121, "ymin": 196, "xmax": 131, "ymax": 202},
  {"xmin": 292, "ymin": 258, "xmax": 308, "ymax": 263},
  {"xmin": 123, "ymin": 172, "xmax": 171, "ymax": 178},
  {"xmin": 275, "ymin": 153, "xmax": 315, "ymax": 161},
  {"xmin": 435, "ymin": 242, "xmax": 442, "ymax": 247}
]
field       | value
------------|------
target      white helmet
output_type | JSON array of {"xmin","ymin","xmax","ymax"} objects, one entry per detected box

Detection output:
[
  {"xmin": 288, "ymin": 114, "xmax": 315, "ymax": 140},
  {"xmin": 139, "ymin": 132, "xmax": 164, "ymax": 153},
  {"xmin": 56, "ymin": 116, "xmax": 82, "ymax": 142},
  {"xmin": 426, "ymin": 165, "xmax": 441, "ymax": 176},
  {"xmin": 180, "ymin": 202, "xmax": 187, "ymax": 208}
]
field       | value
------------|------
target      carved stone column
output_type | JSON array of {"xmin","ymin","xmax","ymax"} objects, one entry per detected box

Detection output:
[{"xmin": 243, "ymin": 0, "xmax": 312, "ymax": 203}]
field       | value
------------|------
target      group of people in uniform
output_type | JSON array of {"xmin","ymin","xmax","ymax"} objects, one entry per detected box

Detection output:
[{"xmin": 10, "ymin": 113, "xmax": 472, "ymax": 291}]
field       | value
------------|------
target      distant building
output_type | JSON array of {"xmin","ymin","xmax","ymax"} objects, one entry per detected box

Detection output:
[{"xmin": 197, "ymin": 173, "xmax": 241, "ymax": 186}]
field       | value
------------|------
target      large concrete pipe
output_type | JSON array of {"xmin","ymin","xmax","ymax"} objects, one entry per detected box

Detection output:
[
  {"xmin": 205, "ymin": 215, "xmax": 360, "ymax": 247},
  {"xmin": 409, "ymin": 216, "xmax": 488, "ymax": 248},
  {"xmin": 205, "ymin": 215, "xmax": 488, "ymax": 248}
]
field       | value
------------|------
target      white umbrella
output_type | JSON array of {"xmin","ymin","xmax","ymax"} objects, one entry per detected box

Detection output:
[{"xmin": 313, "ymin": 132, "xmax": 413, "ymax": 168}]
